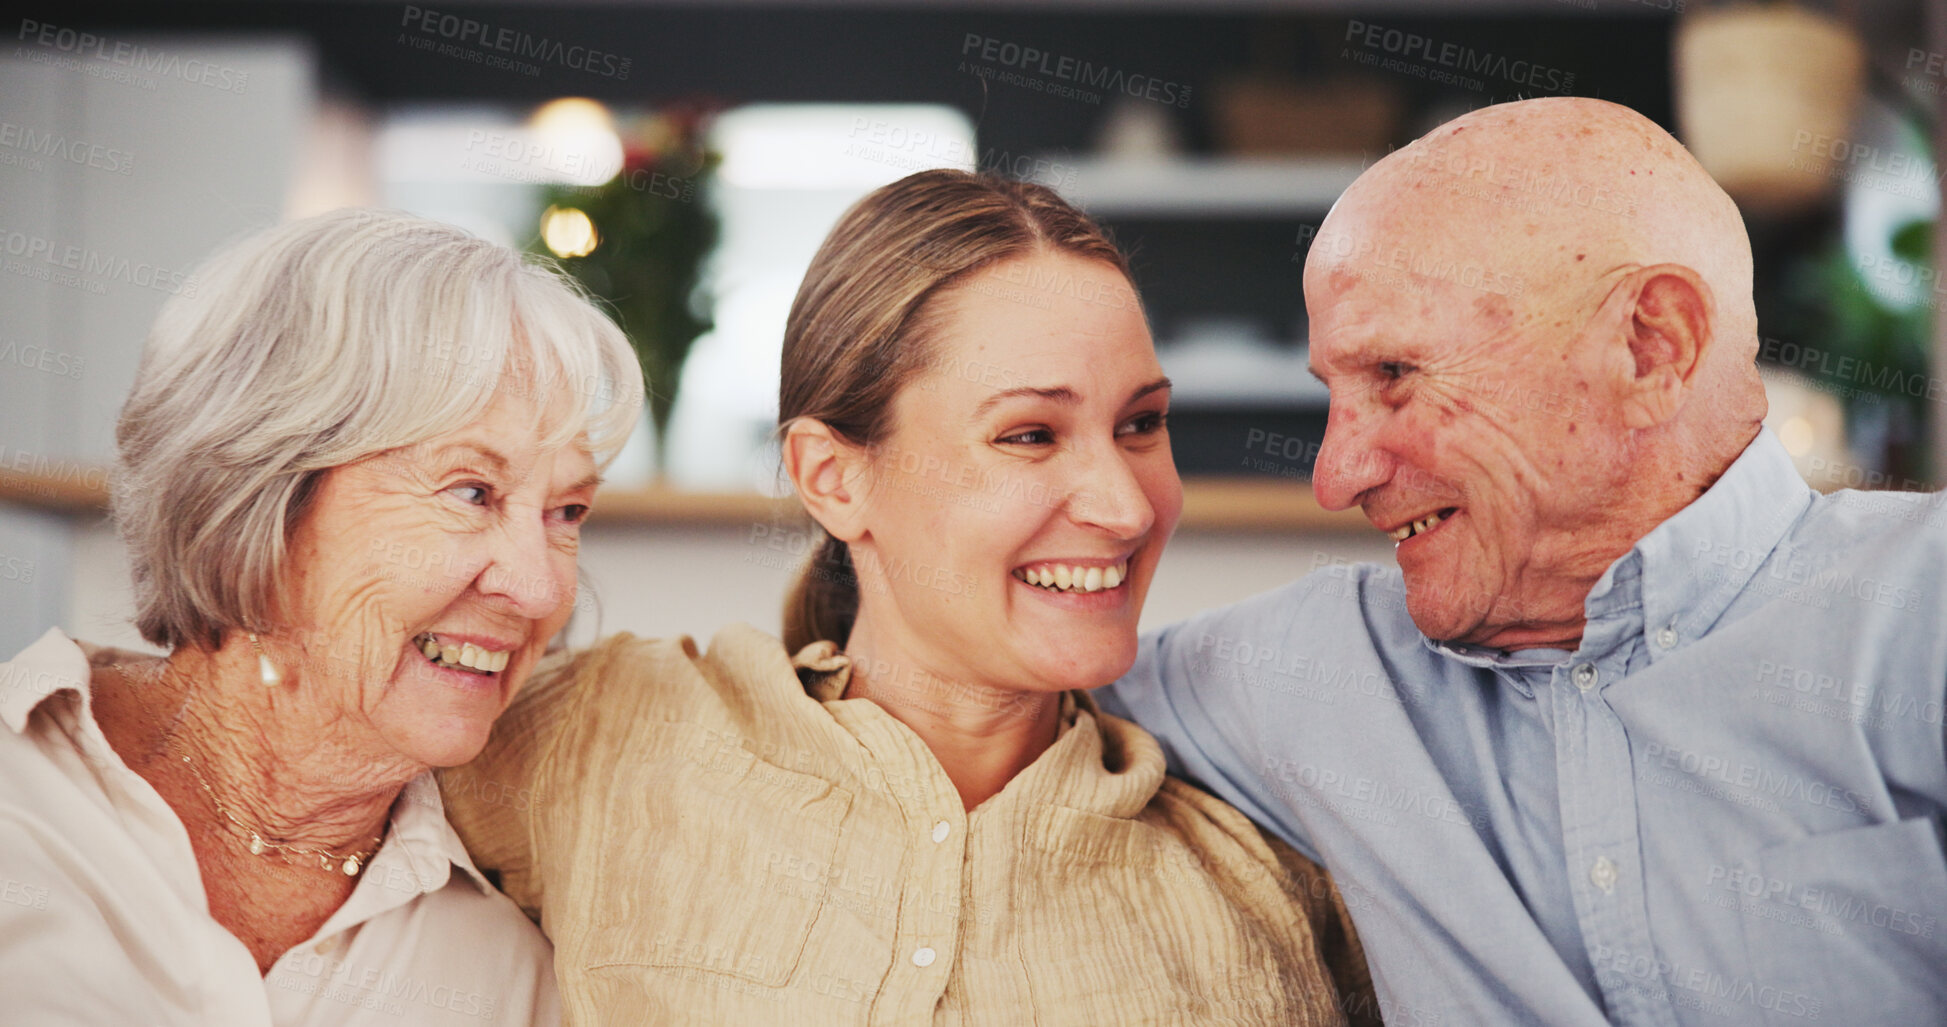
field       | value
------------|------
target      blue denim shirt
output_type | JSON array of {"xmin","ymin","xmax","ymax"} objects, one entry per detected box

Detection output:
[{"xmin": 1105, "ymin": 429, "xmax": 1947, "ymax": 1026}]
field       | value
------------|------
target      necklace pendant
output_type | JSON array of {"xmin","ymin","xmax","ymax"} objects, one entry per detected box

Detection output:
[
  {"xmin": 343, "ymin": 854, "xmax": 362, "ymax": 876},
  {"xmin": 247, "ymin": 833, "xmax": 266, "ymax": 856}
]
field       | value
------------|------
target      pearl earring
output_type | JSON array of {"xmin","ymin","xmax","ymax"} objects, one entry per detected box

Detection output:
[{"xmin": 247, "ymin": 632, "xmax": 283, "ymax": 688}]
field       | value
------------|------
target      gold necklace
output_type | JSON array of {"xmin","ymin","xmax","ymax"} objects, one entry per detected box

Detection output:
[{"xmin": 171, "ymin": 743, "xmax": 383, "ymax": 877}]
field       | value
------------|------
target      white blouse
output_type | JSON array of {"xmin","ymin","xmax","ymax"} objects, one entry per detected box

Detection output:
[{"xmin": 0, "ymin": 628, "xmax": 560, "ymax": 1026}]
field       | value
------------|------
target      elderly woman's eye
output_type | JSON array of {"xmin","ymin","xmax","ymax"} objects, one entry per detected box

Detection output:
[
  {"xmin": 1379, "ymin": 361, "xmax": 1412, "ymax": 380},
  {"xmin": 446, "ymin": 483, "xmax": 491, "ymax": 506},
  {"xmin": 556, "ymin": 503, "xmax": 592, "ymax": 525}
]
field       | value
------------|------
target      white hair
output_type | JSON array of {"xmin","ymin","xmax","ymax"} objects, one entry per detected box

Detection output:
[{"xmin": 114, "ymin": 208, "xmax": 645, "ymax": 651}]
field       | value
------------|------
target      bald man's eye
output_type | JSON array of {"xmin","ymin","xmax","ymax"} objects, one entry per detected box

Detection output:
[{"xmin": 1379, "ymin": 361, "xmax": 1414, "ymax": 380}]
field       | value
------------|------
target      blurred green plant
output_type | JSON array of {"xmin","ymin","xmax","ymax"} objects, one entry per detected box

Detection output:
[
  {"xmin": 533, "ymin": 105, "xmax": 719, "ymax": 470},
  {"xmin": 1775, "ymin": 214, "xmax": 1934, "ymax": 484}
]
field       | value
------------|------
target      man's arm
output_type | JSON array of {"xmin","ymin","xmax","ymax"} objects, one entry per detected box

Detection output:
[{"xmin": 1102, "ymin": 573, "xmax": 1372, "ymax": 864}]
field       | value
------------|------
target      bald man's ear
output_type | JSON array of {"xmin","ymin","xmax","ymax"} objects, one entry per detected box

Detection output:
[
  {"xmin": 1613, "ymin": 265, "xmax": 1714, "ymax": 430},
  {"xmin": 782, "ymin": 418, "xmax": 871, "ymax": 544}
]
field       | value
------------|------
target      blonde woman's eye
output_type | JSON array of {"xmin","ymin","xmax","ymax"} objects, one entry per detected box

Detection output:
[{"xmin": 1117, "ymin": 411, "xmax": 1168, "ymax": 437}]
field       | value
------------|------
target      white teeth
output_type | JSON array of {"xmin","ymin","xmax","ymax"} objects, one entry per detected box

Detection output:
[
  {"xmin": 415, "ymin": 634, "xmax": 512, "ymax": 673},
  {"xmin": 1016, "ymin": 560, "xmax": 1131, "ymax": 594}
]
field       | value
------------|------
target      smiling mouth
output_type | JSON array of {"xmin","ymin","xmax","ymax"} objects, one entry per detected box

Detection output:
[
  {"xmin": 1012, "ymin": 559, "xmax": 1131, "ymax": 595},
  {"xmin": 1387, "ymin": 508, "xmax": 1458, "ymax": 543},
  {"xmin": 411, "ymin": 632, "xmax": 510, "ymax": 675}
]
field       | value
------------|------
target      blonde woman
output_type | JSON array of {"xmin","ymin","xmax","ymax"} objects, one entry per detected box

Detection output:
[{"xmin": 443, "ymin": 170, "xmax": 1375, "ymax": 1024}]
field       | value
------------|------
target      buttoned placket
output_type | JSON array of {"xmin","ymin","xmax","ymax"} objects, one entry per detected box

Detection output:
[
  {"xmin": 845, "ymin": 710, "xmax": 966, "ymax": 1025},
  {"xmin": 1551, "ymin": 630, "xmax": 1677, "ymax": 1027}
]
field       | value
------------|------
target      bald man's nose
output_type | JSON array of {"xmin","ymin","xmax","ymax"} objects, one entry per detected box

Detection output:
[{"xmin": 1310, "ymin": 406, "xmax": 1392, "ymax": 512}]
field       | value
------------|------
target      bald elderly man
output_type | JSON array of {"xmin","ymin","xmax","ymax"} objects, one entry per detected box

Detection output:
[{"xmin": 1105, "ymin": 98, "xmax": 1947, "ymax": 1026}]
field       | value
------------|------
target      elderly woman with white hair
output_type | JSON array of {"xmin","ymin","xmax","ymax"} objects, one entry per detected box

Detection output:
[{"xmin": 0, "ymin": 209, "xmax": 642, "ymax": 1025}]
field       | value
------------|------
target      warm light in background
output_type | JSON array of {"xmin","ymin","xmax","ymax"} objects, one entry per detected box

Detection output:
[
  {"xmin": 1779, "ymin": 415, "xmax": 1816, "ymax": 458},
  {"xmin": 541, "ymin": 205, "xmax": 598, "ymax": 257},
  {"xmin": 526, "ymin": 97, "xmax": 624, "ymax": 187},
  {"xmin": 1760, "ymin": 368, "xmax": 1848, "ymax": 490}
]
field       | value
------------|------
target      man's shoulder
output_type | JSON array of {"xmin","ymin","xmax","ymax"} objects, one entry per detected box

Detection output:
[
  {"xmin": 1794, "ymin": 486, "xmax": 1947, "ymax": 566},
  {"xmin": 1146, "ymin": 560, "xmax": 1432, "ymax": 683},
  {"xmin": 1171, "ymin": 560, "xmax": 1410, "ymax": 619}
]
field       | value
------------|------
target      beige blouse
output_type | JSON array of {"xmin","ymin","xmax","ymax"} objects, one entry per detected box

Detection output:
[{"xmin": 441, "ymin": 625, "xmax": 1374, "ymax": 1026}]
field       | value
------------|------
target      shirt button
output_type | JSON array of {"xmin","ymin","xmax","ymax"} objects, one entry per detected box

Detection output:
[
  {"xmin": 1572, "ymin": 663, "xmax": 1598, "ymax": 690},
  {"xmin": 1655, "ymin": 627, "xmax": 1678, "ymax": 650},
  {"xmin": 912, "ymin": 947, "xmax": 937, "ymax": 968},
  {"xmin": 931, "ymin": 820, "xmax": 950, "ymax": 843},
  {"xmin": 1591, "ymin": 856, "xmax": 1617, "ymax": 894}
]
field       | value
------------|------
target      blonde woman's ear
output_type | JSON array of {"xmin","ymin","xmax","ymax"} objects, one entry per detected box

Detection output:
[{"xmin": 782, "ymin": 418, "xmax": 869, "ymax": 544}]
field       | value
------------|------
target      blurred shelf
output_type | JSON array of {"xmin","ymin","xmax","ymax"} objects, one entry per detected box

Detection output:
[
  {"xmin": 1057, "ymin": 156, "xmax": 1367, "ymax": 217},
  {"xmin": 1176, "ymin": 476, "xmax": 1367, "ymax": 532},
  {"xmin": 1, "ymin": 466, "xmax": 1370, "ymax": 533}
]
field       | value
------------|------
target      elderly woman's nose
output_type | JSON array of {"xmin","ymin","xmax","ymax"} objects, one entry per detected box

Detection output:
[{"xmin": 478, "ymin": 518, "xmax": 570, "ymax": 617}]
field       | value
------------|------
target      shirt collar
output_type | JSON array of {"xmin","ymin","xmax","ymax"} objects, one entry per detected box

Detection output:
[
  {"xmin": 789, "ymin": 639, "xmax": 1166, "ymax": 820},
  {"xmin": 1426, "ymin": 427, "xmax": 1812, "ymax": 674},
  {"xmin": 1, "ymin": 627, "xmax": 94, "ymax": 734},
  {"xmin": 1604, "ymin": 426, "xmax": 1812, "ymax": 662},
  {"xmin": 387, "ymin": 772, "xmax": 494, "ymax": 894},
  {"xmin": 2, "ymin": 628, "xmax": 490, "ymax": 894}
]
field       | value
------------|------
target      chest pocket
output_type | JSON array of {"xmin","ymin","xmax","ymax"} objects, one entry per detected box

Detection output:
[
  {"xmin": 581, "ymin": 720, "xmax": 853, "ymax": 987},
  {"xmin": 1741, "ymin": 816, "xmax": 1947, "ymax": 1025}
]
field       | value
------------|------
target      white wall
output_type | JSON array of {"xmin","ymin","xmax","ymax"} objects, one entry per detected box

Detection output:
[{"xmin": 0, "ymin": 37, "xmax": 315, "ymax": 655}]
